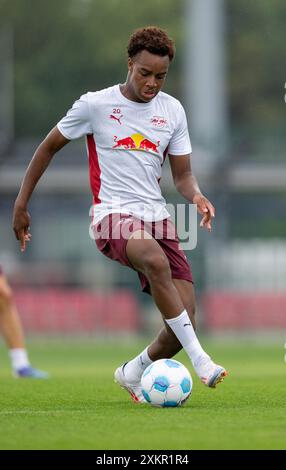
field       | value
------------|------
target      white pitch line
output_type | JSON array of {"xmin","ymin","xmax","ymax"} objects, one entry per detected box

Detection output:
[{"xmin": 0, "ymin": 409, "xmax": 89, "ymax": 416}]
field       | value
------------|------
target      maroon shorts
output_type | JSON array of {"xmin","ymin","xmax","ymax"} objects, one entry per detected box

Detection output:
[{"xmin": 93, "ymin": 213, "xmax": 193, "ymax": 295}]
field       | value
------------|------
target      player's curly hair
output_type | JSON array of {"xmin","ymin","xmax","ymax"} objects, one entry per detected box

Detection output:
[{"xmin": 127, "ymin": 26, "xmax": 175, "ymax": 62}]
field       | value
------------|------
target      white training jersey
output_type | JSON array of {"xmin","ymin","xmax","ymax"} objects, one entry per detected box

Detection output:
[{"xmin": 57, "ymin": 84, "xmax": 192, "ymax": 224}]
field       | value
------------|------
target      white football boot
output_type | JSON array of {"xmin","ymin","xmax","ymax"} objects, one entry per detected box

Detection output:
[
  {"xmin": 194, "ymin": 356, "xmax": 228, "ymax": 388},
  {"xmin": 114, "ymin": 363, "xmax": 146, "ymax": 404}
]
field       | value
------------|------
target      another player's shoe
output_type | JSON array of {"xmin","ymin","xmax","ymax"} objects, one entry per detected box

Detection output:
[
  {"xmin": 114, "ymin": 363, "xmax": 146, "ymax": 404},
  {"xmin": 194, "ymin": 356, "xmax": 228, "ymax": 388},
  {"xmin": 15, "ymin": 366, "xmax": 49, "ymax": 379}
]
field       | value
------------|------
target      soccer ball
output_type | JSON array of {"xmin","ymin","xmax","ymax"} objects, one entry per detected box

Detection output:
[{"xmin": 141, "ymin": 359, "xmax": 192, "ymax": 407}]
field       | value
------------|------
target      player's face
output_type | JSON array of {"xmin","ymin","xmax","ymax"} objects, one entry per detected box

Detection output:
[{"xmin": 127, "ymin": 50, "xmax": 170, "ymax": 103}]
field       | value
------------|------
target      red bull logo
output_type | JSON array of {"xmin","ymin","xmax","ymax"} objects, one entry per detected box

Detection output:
[
  {"xmin": 139, "ymin": 138, "xmax": 160, "ymax": 153},
  {"xmin": 151, "ymin": 116, "xmax": 167, "ymax": 128},
  {"xmin": 113, "ymin": 133, "xmax": 160, "ymax": 155},
  {"xmin": 113, "ymin": 135, "xmax": 136, "ymax": 149}
]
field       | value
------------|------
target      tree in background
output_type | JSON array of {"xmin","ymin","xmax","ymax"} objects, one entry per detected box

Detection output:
[
  {"xmin": 0, "ymin": 0, "xmax": 285, "ymax": 150},
  {"xmin": 0, "ymin": 0, "xmax": 182, "ymax": 136}
]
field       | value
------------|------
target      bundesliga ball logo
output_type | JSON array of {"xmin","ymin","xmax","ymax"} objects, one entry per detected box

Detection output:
[{"xmin": 141, "ymin": 359, "xmax": 192, "ymax": 407}]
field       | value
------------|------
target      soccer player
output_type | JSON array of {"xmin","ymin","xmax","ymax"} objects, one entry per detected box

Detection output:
[
  {"xmin": 0, "ymin": 265, "xmax": 49, "ymax": 378},
  {"xmin": 12, "ymin": 26, "xmax": 227, "ymax": 401}
]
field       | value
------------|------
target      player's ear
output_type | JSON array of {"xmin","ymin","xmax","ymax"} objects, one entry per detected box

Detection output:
[{"xmin": 127, "ymin": 57, "xmax": 134, "ymax": 72}]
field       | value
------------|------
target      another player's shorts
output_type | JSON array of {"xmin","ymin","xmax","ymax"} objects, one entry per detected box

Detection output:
[{"xmin": 93, "ymin": 213, "xmax": 193, "ymax": 295}]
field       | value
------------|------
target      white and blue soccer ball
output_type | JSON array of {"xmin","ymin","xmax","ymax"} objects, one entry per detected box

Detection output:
[{"xmin": 141, "ymin": 359, "xmax": 192, "ymax": 407}]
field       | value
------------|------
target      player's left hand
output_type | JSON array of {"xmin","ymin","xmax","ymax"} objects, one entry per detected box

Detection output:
[
  {"xmin": 193, "ymin": 193, "xmax": 215, "ymax": 233},
  {"xmin": 12, "ymin": 204, "xmax": 32, "ymax": 252}
]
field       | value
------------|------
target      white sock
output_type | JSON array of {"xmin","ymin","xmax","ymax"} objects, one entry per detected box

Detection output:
[
  {"xmin": 123, "ymin": 346, "xmax": 153, "ymax": 382},
  {"xmin": 9, "ymin": 349, "xmax": 30, "ymax": 371},
  {"xmin": 165, "ymin": 310, "xmax": 209, "ymax": 366}
]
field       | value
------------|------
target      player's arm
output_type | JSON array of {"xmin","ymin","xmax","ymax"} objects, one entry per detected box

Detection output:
[
  {"xmin": 169, "ymin": 153, "xmax": 215, "ymax": 232},
  {"xmin": 13, "ymin": 127, "xmax": 69, "ymax": 251}
]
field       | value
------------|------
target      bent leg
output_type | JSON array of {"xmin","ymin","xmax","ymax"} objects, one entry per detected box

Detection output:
[{"xmin": 121, "ymin": 232, "xmax": 227, "ymax": 390}]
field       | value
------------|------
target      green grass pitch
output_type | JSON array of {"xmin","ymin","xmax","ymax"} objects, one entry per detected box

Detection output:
[{"xmin": 0, "ymin": 338, "xmax": 285, "ymax": 450}]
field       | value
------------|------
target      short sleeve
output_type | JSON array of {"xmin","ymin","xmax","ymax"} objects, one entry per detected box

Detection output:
[
  {"xmin": 168, "ymin": 102, "xmax": 192, "ymax": 156},
  {"xmin": 57, "ymin": 94, "xmax": 93, "ymax": 140}
]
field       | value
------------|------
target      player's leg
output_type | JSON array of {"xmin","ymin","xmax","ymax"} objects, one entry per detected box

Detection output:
[
  {"xmin": 0, "ymin": 274, "xmax": 26, "ymax": 349},
  {"xmin": 121, "ymin": 279, "xmax": 196, "ymax": 380},
  {"xmin": 148, "ymin": 323, "xmax": 182, "ymax": 360},
  {"xmin": 0, "ymin": 273, "xmax": 48, "ymax": 378},
  {"xmin": 148, "ymin": 278, "xmax": 226, "ymax": 386},
  {"xmin": 147, "ymin": 279, "xmax": 196, "ymax": 360},
  {"xmin": 116, "ymin": 279, "xmax": 189, "ymax": 397},
  {"xmin": 117, "ymin": 232, "xmax": 226, "ymax": 393},
  {"xmin": 115, "ymin": 231, "xmax": 185, "ymax": 401}
]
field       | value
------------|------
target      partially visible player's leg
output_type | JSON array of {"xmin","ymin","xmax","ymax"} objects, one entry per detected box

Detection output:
[
  {"xmin": 0, "ymin": 273, "xmax": 49, "ymax": 378},
  {"xmin": 0, "ymin": 274, "xmax": 26, "ymax": 349}
]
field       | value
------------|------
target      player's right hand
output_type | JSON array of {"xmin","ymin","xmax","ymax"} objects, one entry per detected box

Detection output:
[{"xmin": 12, "ymin": 204, "xmax": 32, "ymax": 252}]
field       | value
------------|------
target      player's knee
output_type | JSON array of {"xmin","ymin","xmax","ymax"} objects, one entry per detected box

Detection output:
[{"xmin": 144, "ymin": 253, "xmax": 171, "ymax": 282}]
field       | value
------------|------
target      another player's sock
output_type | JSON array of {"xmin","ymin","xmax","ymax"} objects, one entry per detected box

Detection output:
[
  {"xmin": 165, "ymin": 310, "xmax": 209, "ymax": 367},
  {"xmin": 9, "ymin": 348, "xmax": 30, "ymax": 372},
  {"xmin": 123, "ymin": 346, "xmax": 153, "ymax": 382}
]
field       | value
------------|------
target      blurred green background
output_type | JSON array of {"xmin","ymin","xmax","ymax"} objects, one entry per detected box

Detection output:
[
  {"xmin": 0, "ymin": 0, "xmax": 285, "ymax": 336},
  {"xmin": 0, "ymin": 0, "xmax": 285, "ymax": 451}
]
